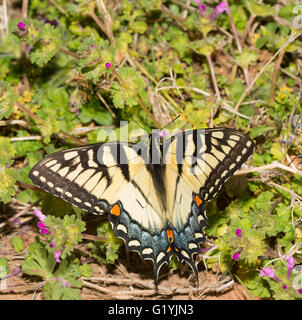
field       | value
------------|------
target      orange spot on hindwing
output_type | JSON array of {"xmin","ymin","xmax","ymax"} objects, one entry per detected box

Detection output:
[
  {"xmin": 166, "ymin": 229, "xmax": 174, "ymax": 243},
  {"xmin": 195, "ymin": 195, "xmax": 202, "ymax": 206},
  {"xmin": 110, "ymin": 204, "xmax": 121, "ymax": 216}
]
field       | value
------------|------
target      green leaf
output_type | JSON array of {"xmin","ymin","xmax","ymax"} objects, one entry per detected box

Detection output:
[
  {"xmin": 245, "ymin": 0, "xmax": 276, "ymax": 17},
  {"xmin": 43, "ymin": 280, "xmax": 81, "ymax": 300},
  {"xmin": 29, "ymin": 23, "xmax": 62, "ymax": 67},
  {"xmin": 249, "ymin": 126, "xmax": 275, "ymax": 138},
  {"xmin": 111, "ymin": 67, "xmax": 146, "ymax": 109},
  {"xmin": 92, "ymin": 221, "xmax": 123, "ymax": 265},
  {"xmin": 247, "ymin": 272, "xmax": 271, "ymax": 298},
  {"xmin": 132, "ymin": 20, "xmax": 147, "ymax": 34},
  {"xmin": 80, "ymin": 263, "xmax": 93, "ymax": 277},
  {"xmin": 12, "ymin": 237, "xmax": 24, "ymax": 253},
  {"xmin": 270, "ymin": 142, "xmax": 284, "ymax": 161},
  {"xmin": 21, "ymin": 237, "xmax": 56, "ymax": 280},
  {"xmin": 0, "ymin": 137, "xmax": 16, "ymax": 166},
  {"xmin": 0, "ymin": 81, "xmax": 14, "ymax": 119},
  {"xmin": 234, "ymin": 49, "xmax": 258, "ymax": 69},
  {"xmin": 0, "ymin": 167, "xmax": 16, "ymax": 203},
  {"xmin": 43, "ymin": 214, "xmax": 86, "ymax": 260},
  {"xmin": 229, "ymin": 79, "xmax": 244, "ymax": 104},
  {"xmin": 0, "ymin": 258, "xmax": 9, "ymax": 278}
]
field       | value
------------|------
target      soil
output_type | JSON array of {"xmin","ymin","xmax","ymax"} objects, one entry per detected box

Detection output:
[{"xmin": 0, "ymin": 201, "xmax": 255, "ymax": 300}]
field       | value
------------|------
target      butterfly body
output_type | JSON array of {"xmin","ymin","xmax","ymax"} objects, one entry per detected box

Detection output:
[{"xmin": 29, "ymin": 128, "xmax": 254, "ymax": 286}]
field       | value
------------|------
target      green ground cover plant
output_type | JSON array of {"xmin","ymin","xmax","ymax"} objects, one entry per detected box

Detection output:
[{"xmin": 0, "ymin": 0, "xmax": 301, "ymax": 300}]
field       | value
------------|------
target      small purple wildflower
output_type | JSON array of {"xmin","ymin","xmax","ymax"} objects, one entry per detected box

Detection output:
[
  {"xmin": 5, "ymin": 163, "xmax": 8, "ymax": 168},
  {"xmin": 280, "ymin": 135, "xmax": 293, "ymax": 145},
  {"xmin": 233, "ymin": 251, "xmax": 240, "ymax": 260},
  {"xmin": 69, "ymin": 106, "xmax": 80, "ymax": 117},
  {"xmin": 34, "ymin": 208, "xmax": 46, "ymax": 222},
  {"xmin": 282, "ymin": 285, "xmax": 288, "ymax": 289},
  {"xmin": 211, "ymin": 1, "xmax": 230, "ymax": 21},
  {"xmin": 105, "ymin": 62, "xmax": 111, "ymax": 68},
  {"xmin": 27, "ymin": 45, "xmax": 33, "ymax": 53},
  {"xmin": 287, "ymin": 256, "xmax": 295, "ymax": 279},
  {"xmin": 235, "ymin": 228, "xmax": 242, "ymax": 238},
  {"xmin": 299, "ymin": 289, "xmax": 302, "ymax": 294},
  {"xmin": 34, "ymin": 209, "xmax": 51, "ymax": 234},
  {"xmin": 192, "ymin": 0, "xmax": 206, "ymax": 14},
  {"xmin": 54, "ymin": 250, "xmax": 62, "ymax": 263},
  {"xmin": 158, "ymin": 130, "xmax": 167, "ymax": 138},
  {"xmin": 58, "ymin": 278, "xmax": 71, "ymax": 288},
  {"xmin": 259, "ymin": 267, "xmax": 281, "ymax": 282},
  {"xmin": 37, "ymin": 221, "xmax": 51, "ymax": 235},
  {"xmin": 44, "ymin": 18, "xmax": 58, "ymax": 26},
  {"xmin": 49, "ymin": 242, "xmax": 54, "ymax": 248},
  {"xmin": 13, "ymin": 218, "xmax": 21, "ymax": 227},
  {"xmin": 17, "ymin": 21, "xmax": 26, "ymax": 31}
]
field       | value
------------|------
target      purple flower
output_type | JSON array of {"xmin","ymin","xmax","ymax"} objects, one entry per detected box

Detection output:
[
  {"xmin": 44, "ymin": 18, "xmax": 58, "ymax": 26},
  {"xmin": 233, "ymin": 251, "xmax": 240, "ymax": 260},
  {"xmin": 37, "ymin": 221, "xmax": 51, "ymax": 235},
  {"xmin": 27, "ymin": 45, "xmax": 33, "ymax": 53},
  {"xmin": 17, "ymin": 21, "xmax": 26, "ymax": 31},
  {"xmin": 34, "ymin": 209, "xmax": 46, "ymax": 222},
  {"xmin": 299, "ymin": 289, "xmax": 302, "ymax": 294},
  {"xmin": 105, "ymin": 62, "xmax": 111, "ymax": 68},
  {"xmin": 235, "ymin": 228, "xmax": 242, "ymax": 238},
  {"xmin": 58, "ymin": 278, "xmax": 71, "ymax": 288},
  {"xmin": 51, "ymin": 277, "xmax": 71, "ymax": 288},
  {"xmin": 54, "ymin": 250, "xmax": 62, "ymax": 263},
  {"xmin": 282, "ymin": 285, "xmax": 288, "ymax": 289},
  {"xmin": 49, "ymin": 242, "xmax": 54, "ymax": 248},
  {"xmin": 158, "ymin": 130, "xmax": 167, "ymax": 138},
  {"xmin": 287, "ymin": 256, "xmax": 295, "ymax": 279},
  {"xmin": 280, "ymin": 135, "xmax": 293, "ymax": 145},
  {"xmin": 70, "ymin": 106, "xmax": 80, "ymax": 117},
  {"xmin": 211, "ymin": 1, "xmax": 230, "ymax": 21},
  {"xmin": 5, "ymin": 163, "xmax": 8, "ymax": 168},
  {"xmin": 192, "ymin": 0, "xmax": 206, "ymax": 14},
  {"xmin": 259, "ymin": 267, "xmax": 281, "ymax": 282}
]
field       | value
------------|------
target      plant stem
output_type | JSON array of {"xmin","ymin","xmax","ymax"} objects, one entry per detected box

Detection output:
[
  {"xmin": 241, "ymin": 14, "xmax": 256, "ymax": 46},
  {"xmin": 59, "ymin": 48, "xmax": 80, "ymax": 60},
  {"xmin": 270, "ymin": 51, "xmax": 284, "ymax": 104},
  {"xmin": 206, "ymin": 54, "xmax": 221, "ymax": 100},
  {"xmin": 226, "ymin": 2, "xmax": 250, "ymax": 88}
]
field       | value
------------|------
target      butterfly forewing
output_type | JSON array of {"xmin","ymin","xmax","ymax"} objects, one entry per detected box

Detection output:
[
  {"xmin": 29, "ymin": 142, "xmax": 144, "ymax": 214},
  {"xmin": 163, "ymin": 128, "xmax": 255, "ymax": 202}
]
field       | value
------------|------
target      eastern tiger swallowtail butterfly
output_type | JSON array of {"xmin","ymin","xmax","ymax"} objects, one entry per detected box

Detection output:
[{"xmin": 29, "ymin": 127, "xmax": 254, "ymax": 287}]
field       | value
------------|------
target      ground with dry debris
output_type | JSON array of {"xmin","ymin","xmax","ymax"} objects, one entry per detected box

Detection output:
[{"xmin": 0, "ymin": 199, "xmax": 254, "ymax": 300}]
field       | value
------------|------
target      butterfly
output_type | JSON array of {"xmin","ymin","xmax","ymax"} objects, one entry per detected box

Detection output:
[{"xmin": 29, "ymin": 127, "xmax": 254, "ymax": 287}]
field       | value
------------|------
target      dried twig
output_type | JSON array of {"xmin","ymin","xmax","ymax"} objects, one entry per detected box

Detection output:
[
  {"xmin": 233, "ymin": 33, "xmax": 301, "ymax": 115},
  {"xmin": 0, "ymin": 197, "xmax": 43, "ymax": 230},
  {"xmin": 235, "ymin": 161, "xmax": 302, "ymax": 177},
  {"xmin": 270, "ymin": 51, "xmax": 284, "ymax": 103}
]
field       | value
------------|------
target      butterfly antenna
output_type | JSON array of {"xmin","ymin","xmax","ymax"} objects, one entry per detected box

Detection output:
[{"xmin": 159, "ymin": 115, "xmax": 181, "ymax": 131}]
